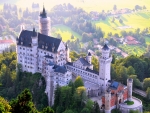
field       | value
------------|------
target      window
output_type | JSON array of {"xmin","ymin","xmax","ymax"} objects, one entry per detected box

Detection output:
[
  {"xmin": 20, "ymin": 47, "xmax": 22, "ymax": 49},
  {"xmin": 23, "ymin": 48, "xmax": 25, "ymax": 50}
]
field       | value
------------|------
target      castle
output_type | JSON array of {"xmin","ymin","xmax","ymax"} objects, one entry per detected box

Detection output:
[{"xmin": 16, "ymin": 6, "xmax": 143, "ymax": 113}]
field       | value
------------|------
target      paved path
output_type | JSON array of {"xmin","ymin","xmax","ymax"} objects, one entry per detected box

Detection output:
[{"xmin": 133, "ymin": 88, "xmax": 147, "ymax": 97}]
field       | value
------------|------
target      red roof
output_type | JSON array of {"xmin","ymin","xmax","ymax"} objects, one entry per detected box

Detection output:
[
  {"xmin": 126, "ymin": 36, "xmax": 135, "ymax": 41},
  {"xmin": 0, "ymin": 40, "xmax": 14, "ymax": 44}
]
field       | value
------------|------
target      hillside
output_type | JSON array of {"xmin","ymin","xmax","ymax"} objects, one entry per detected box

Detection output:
[{"xmin": 1, "ymin": 0, "xmax": 150, "ymax": 12}]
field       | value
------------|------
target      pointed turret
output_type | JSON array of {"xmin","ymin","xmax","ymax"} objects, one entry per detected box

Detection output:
[
  {"xmin": 88, "ymin": 52, "xmax": 92, "ymax": 56},
  {"xmin": 32, "ymin": 27, "xmax": 37, "ymax": 37},
  {"xmin": 40, "ymin": 5, "xmax": 47, "ymax": 18},
  {"xmin": 102, "ymin": 43, "xmax": 109, "ymax": 50}
]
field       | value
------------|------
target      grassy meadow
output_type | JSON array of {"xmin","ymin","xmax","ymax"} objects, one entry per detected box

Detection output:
[
  {"xmin": 119, "ymin": 44, "xmax": 146, "ymax": 56},
  {"xmin": 52, "ymin": 25, "xmax": 82, "ymax": 42},
  {"xmin": 93, "ymin": 11, "xmax": 150, "ymax": 37}
]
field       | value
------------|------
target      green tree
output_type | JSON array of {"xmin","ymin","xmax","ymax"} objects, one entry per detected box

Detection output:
[
  {"xmin": 129, "ymin": 75, "xmax": 141, "ymax": 88},
  {"xmin": 0, "ymin": 96, "xmax": 11, "ymax": 113},
  {"xmin": 143, "ymin": 78, "xmax": 150, "ymax": 90},
  {"xmin": 74, "ymin": 76, "xmax": 84, "ymax": 88},
  {"xmin": 119, "ymin": 19, "xmax": 123, "ymax": 24},
  {"xmin": 129, "ymin": 110, "xmax": 139, "ymax": 113},
  {"xmin": 91, "ymin": 56, "xmax": 99, "ymax": 71},
  {"xmin": 53, "ymin": 85, "xmax": 61, "ymax": 111},
  {"xmin": 63, "ymin": 109, "xmax": 74, "ymax": 113},
  {"xmin": 92, "ymin": 101, "xmax": 100, "ymax": 113},
  {"xmin": 85, "ymin": 99, "xmax": 94, "ymax": 112},
  {"xmin": 10, "ymin": 89, "xmax": 38, "ymax": 113},
  {"xmin": 146, "ymin": 87, "xmax": 150, "ymax": 100},
  {"xmin": 127, "ymin": 66, "xmax": 135, "ymax": 76},
  {"xmin": 80, "ymin": 108, "xmax": 90, "ymax": 113},
  {"xmin": 42, "ymin": 106, "xmax": 54, "ymax": 113}
]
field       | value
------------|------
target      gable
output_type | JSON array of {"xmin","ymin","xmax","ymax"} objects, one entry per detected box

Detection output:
[
  {"xmin": 74, "ymin": 60, "xmax": 83, "ymax": 66},
  {"xmin": 57, "ymin": 41, "xmax": 66, "ymax": 52}
]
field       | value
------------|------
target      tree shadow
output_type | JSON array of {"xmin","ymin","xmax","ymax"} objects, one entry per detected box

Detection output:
[
  {"xmin": 137, "ymin": 12, "xmax": 150, "ymax": 19},
  {"xmin": 120, "ymin": 16, "xmax": 128, "ymax": 22}
]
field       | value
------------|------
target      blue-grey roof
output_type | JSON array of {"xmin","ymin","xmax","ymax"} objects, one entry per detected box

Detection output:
[
  {"xmin": 110, "ymin": 81, "xmax": 119, "ymax": 89},
  {"xmin": 88, "ymin": 52, "xmax": 92, "ymax": 56},
  {"xmin": 86, "ymin": 68, "xmax": 99, "ymax": 75},
  {"xmin": 79, "ymin": 58, "xmax": 91, "ymax": 66},
  {"xmin": 49, "ymin": 62, "xmax": 55, "ymax": 66},
  {"xmin": 18, "ymin": 30, "xmax": 61, "ymax": 53},
  {"xmin": 54, "ymin": 65, "xmax": 67, "ymax": 74},
  {"xmin": 44, "ymin": 55, "xmax": 53, "ymax": 59},
  {"xmin": 102, "ymin": 44, "xmax": 109, "ymax": 50},
  {"xmin": 66, "ymin": 62, "xmax": 73, "ymax": 66}
]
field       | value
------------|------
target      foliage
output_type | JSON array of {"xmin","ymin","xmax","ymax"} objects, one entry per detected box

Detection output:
[
  {"xmin": 0, "ymin": 52, "xmax": 48, "ymax": 111},
  {"xmin": 74, "ymin": 76, "xmax": 84, "ymax": 88},
  {"xmin": 143, "ymin": 78, "xmax": 150, "ymax": 90},
  {"xmin": 129, "ymin": 75, "xmax": 142, "ymax": 88},
  {"xmin": 91, "ymin": 56, "xmax": 99, "ymax": 71},
  {"xmin": 0, "ymin": 96, "xmax": 11, "ymax": 113},
  {"xmin": 53, "ymin": 77, "xmax": 96, "ymax": 113},
  {"xmin": 41, "ymin": 106, "xmax": 54, "ymax": 113},
  {"xmin": 146, "ymin": 87, "xmax": 150, "ymax": 100},
  {"xmin": 10, "ymin": 89, "xmax": 38, "ymax": 113},
  {"xmin": 130, "ymin": 110, "xmax": 140, "ymax": 113},
  {"xmin": 125, "ymin": 101, "xmax": 134, "ymax": 105}
]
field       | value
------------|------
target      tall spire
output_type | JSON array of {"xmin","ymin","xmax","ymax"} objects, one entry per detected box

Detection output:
[{"xmin": 40, "ymin": 5, "xmax": 47, "ymax": 18}]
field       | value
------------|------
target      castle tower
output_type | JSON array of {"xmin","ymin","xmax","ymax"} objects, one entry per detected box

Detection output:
[
  {"xmin": 66, "ymin": 44, "xmax": 71, "ymax": 62},
  {"xmin": 86, "ymin": 52, "xmax": 92, "ymax": 64},
  {"xmin": 31, "ymin": 28, "xmax": 38, "ymax": 73},
  {"xmin": 99, "ymin": 44, "xmax": 112, "ymax": 91},
  {"xmin": 105, "ymin": 89, "xmax": 111, "ymax": 113},
  {"xmin": 39, "ymin": 5, "xmax": 51, "ymax": 36},
  {"xmin": 127, "ymin": 78, "xmax": 133, "ymax": 101}
]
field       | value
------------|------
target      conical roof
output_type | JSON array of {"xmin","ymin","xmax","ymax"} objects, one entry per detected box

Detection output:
[
  {"xmin": 40, "ymin": 5, "xmax": 47, "ymax": 18},
  {"xmin": 102, "ymin": 44, "xmax": 109, "ymax": 50},
  {"xmin": 88, "ymin": 52, "xmax": 91, "ymax": 56}
]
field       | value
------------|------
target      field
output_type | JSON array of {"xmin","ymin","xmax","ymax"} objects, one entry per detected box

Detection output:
[
  {"xmin": 93, "ymin": 11, "xmax": 150, "ymax": 37},
  {"xmin": 1, "ymin": 0, "xmax": 150, "ymax": 12},
  {"xmin": 145, "ymin": 36, "xmax": 150, "ymax": 45},
  {"xmin": 119, "ymin": 44, "xmax": 146, "ymax": 56},
  {"xmin": 52, "ymin": 25, "xmax": 81, "ymax": 42}
]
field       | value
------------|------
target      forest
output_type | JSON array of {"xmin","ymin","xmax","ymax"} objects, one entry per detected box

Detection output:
[{"xmin": 0, "ymin": 52, "xmax": 49, "ymax": 112}]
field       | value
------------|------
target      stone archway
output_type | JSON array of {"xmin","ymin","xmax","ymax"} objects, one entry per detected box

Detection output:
[{"xmin": 119, "ymin": 99, "xmax": 122, "ymax": 104}]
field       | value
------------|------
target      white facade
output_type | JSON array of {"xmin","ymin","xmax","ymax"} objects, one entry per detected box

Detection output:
[{"xmin": 99, "ymin": 44, "xmax": 112, "ymax": 91}]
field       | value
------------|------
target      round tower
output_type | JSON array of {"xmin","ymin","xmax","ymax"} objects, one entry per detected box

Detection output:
[
  {"xmin": 86, "ymin": 52, "xmax": 92, "ymax": 64},
  {"xmin": 127, "ymin": 78, "xmax": 133, "ymax": 101},
  {"xmin": 105, "ymin": 89, "xmax": 111, "ymax": 113},
  {"xmin": 39, "ymin": 5, "xmax": 51, "ymax": 36}
]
